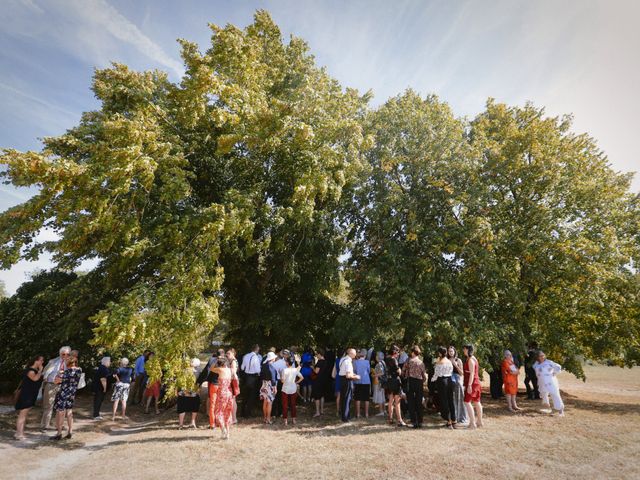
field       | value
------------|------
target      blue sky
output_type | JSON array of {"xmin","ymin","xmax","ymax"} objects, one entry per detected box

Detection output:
[{"xmin": 1, "ymin": 0, "xmax": 639, "ymax": 294}]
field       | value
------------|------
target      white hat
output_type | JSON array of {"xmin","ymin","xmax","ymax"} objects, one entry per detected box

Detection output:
[
  {"xmin": 191, "ymin": 358, "xmax": 201, "ymax": 368},
  {"xmin": 263, "ymin": 352, "xmax": 277, "ymax": 363}
]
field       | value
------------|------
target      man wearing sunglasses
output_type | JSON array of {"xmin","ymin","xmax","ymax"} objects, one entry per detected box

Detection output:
[{"xmin": 40, "ymin": 346, "xmax": 71, "ymax": 431}]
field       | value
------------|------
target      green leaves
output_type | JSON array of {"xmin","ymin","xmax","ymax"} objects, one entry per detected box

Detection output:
[{"xmin": 0, "ymin": 12, "xmax": 638, "ymax": 387}]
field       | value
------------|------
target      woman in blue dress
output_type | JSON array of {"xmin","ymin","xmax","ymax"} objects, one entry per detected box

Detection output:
[
  {"xmin": 52, "ymin": 357, "xmax": 82, "ymax": 440},
  {"xmin": 299, "ymin": 349, "xmax": 314, "ymax": 403}
]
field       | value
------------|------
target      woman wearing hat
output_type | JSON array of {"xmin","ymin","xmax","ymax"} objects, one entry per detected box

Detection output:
[{"xmin": 259, "ymin": 352, "xmax": 278, "ymax": 424}]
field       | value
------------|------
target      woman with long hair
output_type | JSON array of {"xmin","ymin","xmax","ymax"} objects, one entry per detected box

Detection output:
[
  {"xmin": 14, "ymin": 355, "xmax": 44, "ymax": 440},
  {"xmin": 211, "ymin": 357, "xmax": 234, "ymax": 439},
  {"xmin": 226, "ymin": 348, "xmax": 239, "ymax": 424},
  {"xmin": 447, "ymin": 346, "xmax": 467, "ymax": 424},
  {"xmin": 432, "ymin": 346, "xmax": 456, "ymax": 429},
  {"xmin": 463, "ymin": 344, "xmax": 483, "ymax": 429}
]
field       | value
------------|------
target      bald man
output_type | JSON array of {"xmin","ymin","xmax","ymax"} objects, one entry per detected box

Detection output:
[{"xmin": 338, "ymin": 348, "xmax": 360, "ymax": 422}]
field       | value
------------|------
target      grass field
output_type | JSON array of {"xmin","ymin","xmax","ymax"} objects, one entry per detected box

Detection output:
[{"xmin": 1, "ymin": 364, "xmax": 639, "ymax": 480}]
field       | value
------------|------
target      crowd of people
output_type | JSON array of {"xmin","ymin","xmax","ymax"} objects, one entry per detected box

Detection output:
[{"xmin": 12, "ymin": 342, "xmax": 566, "ymax": 441}]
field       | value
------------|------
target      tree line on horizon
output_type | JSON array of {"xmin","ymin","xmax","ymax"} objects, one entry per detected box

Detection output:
[{"xmin": 1, "ymin": 11, "xmax": 638, "ymax": 391}]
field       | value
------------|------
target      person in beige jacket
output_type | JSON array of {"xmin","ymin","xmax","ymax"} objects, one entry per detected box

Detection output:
[{"xmin": 40, "ymin": 346, "xmax": 71, "ymax": 431}]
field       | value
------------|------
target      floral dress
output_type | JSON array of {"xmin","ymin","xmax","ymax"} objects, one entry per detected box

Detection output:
[
  {"xmin": 53, "ymin": 367, "xmax": 82, "ymax": 411},
  {"xmin": 215, "ymin": 377, "xmax": 234, "ymax": 428}
]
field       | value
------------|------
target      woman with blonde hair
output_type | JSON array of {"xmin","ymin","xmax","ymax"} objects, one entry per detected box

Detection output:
[{"xmin": 112, "ymin": 357, "xmax": 133, "ymax": 421}]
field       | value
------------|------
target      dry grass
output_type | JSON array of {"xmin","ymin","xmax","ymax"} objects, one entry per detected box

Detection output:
[{"xmin": 1, "ymin": 364, "xmax": 639, "ymax": 480}]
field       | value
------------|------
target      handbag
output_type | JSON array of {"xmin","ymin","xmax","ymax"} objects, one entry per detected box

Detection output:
[
  {"xmin": 13, "ymin": 380, "xmax": 23, "ymax": 405},
  {"xmin": 77, "ymin": 373, "xmax": 86, "ymax": 389},
  {"xmin": 231, "ymin": 377, "xmax": 240, "ymax": 396}
]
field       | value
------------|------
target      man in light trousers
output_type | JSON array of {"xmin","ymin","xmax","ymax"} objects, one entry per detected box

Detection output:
[{"xmin": 40, "ymin": 346, "xmax": 71, "ymax": 431}]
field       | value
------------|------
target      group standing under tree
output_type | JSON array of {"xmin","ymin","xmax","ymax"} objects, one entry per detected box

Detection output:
[{"xmin": 12, "ymin": 341, "xmax": 566, "ymax": 441}]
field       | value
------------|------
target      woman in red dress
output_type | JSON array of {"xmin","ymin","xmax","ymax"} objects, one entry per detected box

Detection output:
[
  {"xmin": 211, "ymin": 357, "xmax": 234, "ymax": 440},
  {"xmin": 463, "ymin": 344, "xmax": 484, "ymax": 429},
  {"xmin": 501, "ymin": 350, "xmax": 521, "ymax": 412}
]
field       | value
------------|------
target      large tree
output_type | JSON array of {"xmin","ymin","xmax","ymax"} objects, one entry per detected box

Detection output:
[
  {"xmin": 0, "ymin": 11, "xmax": 368, "ymax": 393},
  {"xmin": 468, "ymin": 100, "xmax": 640, "ymax": 375},
  {"xmin": 1, "ymin": 12, "xmax": 637, "ymax": 386},
  {"xmin": 347, "ymin": 94, "xmax": 639, "ymax": 374},
  {"xmin": 345, "ymin": 91, "xmax": 479, "ymax": 349}
]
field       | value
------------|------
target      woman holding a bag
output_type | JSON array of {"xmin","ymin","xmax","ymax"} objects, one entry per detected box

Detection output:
[{"xmin": 14, "ymin": 355, "xmax": 44, "ymax": 440}]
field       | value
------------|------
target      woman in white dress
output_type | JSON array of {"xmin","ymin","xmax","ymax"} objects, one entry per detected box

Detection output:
[{"xmin": 533, "ymin": 350, "xmax": 564, "ymax": 416}]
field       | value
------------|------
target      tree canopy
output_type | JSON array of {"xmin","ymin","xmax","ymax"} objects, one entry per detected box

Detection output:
[{"xmin": 1, "ymin": 11, "xmax": 638, "ymax": 388}]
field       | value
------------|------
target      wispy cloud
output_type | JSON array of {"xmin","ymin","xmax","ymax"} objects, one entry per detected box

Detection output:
[
  {"xmin": 0, "ymin": 81, "xmax": 78, "ymax": 118},
  {"xmin": 71, "ymin": 0, "xmax": 184, "ymax": 77},
  {"xmin": 1, "ymin": 0, "xmax": 184, "ymax": 77}
]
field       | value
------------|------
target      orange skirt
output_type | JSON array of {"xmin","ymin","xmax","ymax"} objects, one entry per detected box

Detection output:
[{"xmin": 145, "ymin": 381, "xmax": 161, "ymax": 398}]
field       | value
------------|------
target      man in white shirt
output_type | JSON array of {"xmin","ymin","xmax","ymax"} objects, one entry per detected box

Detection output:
[
  {"xmin": 338, "ymin": 348, "xmax": 360, "ymax": 422},
  {"xmin": 533, "ymin": 350, "xmax": 565, "ymax": 416},
  {"xmin": 41, "ymin": 346, "xmax": 71, "ymax": 431},
  {"xmin": 240, "ymin": 344, "xmax": 262, "ymax": 418}
]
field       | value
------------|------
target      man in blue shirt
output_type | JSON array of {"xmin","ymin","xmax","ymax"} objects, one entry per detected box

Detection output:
[{"xmin": 130, "ymin": 350, "xmax": 150, "ymax": 405}]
